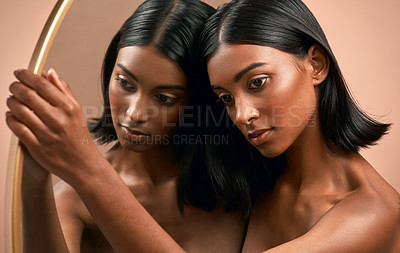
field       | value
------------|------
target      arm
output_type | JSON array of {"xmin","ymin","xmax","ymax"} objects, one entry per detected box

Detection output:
[
  {"xmin": 263, "ymin": 190, "xmax": 400, "ymax": 253},
  {"xmin": 6, "ymin": 69, "xmax": 186, "ymax": 253},
  {"xmin": 21, "ymin": 152, "xmax": 72, "ymax": 253}
]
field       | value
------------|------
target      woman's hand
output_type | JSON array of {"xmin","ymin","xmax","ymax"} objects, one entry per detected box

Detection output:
[
  {"xmin": 6, "ymin": 68, "xmax": 102, "ymax": 186},
  {"xmin": 6, "ymin": 68, "xmax": 187, "ymax": 253}
]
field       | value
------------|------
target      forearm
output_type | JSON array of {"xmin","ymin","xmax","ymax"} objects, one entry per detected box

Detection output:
[
  {"xmin": 70, "ymin": 157, "xmax": 185, "ymax": 253},
  {"xmin": 21, "ymin": 171, "xmax": 70, "ymax": 253},
  {"xmin": 9, "ymin": 69, "xmax": 185, "ymax": 252}
]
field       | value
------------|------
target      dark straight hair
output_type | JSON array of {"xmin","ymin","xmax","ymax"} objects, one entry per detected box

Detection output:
[
  {"xmin": 89, "ymin": 0, "xmax": 255, "ymax": 218},
  {"xmin": 201, "ymin": 0, "xmax": 390, "ymax": 153},
  {"xmin": 91, "ymin": 0, "xmax": 215, "ymax": 144}
]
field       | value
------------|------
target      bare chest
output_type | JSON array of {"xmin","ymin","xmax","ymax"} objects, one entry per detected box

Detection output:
[
  {"xmin": 81, "ymin": 184, "xmax": 245, "ymax": 253},
  {"xmin": 242, "ymin": 193, "xmax": 338, "ymax": 253},
  {"xmin": 81, "ymin": 208, "xmax": 245, "ymax": 253}
]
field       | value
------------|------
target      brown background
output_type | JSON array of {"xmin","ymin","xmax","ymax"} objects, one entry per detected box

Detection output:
[{"xmin": 1, "ymin": 0, "xmax": 399, "ymax": 251}]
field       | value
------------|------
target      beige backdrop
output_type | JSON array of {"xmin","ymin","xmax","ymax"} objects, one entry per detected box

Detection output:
[{"xmin": 1, "ymin": 0, "xmax": 399, "ymax": 252}]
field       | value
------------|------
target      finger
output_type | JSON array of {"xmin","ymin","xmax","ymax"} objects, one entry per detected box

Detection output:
[
  {"xmin": 5, "ymin": 111, "xmax": 40, "ymax": 149},
  {"xmin": 6, "ymin": 95, "xmax": 49, "ymax": 139},
  {"xmin": 41, "ymin": 70, "xmax": 49, "ymax": 79},
  {"xmin": 47, "ymin": 68, "xmax": 64, "ymax": 91},
  {"xmin": 9, "ymin": 81, "xmax": 59, "ymax": 127},
  {"xmin": 46, "ymin": 69, "xmax": 81, "ymax": 118},
  {"xmin": 14, "ymin": 69, "xmax": 69, "ymax": 107},
  {"xmin": 47, "ymin": 68, "xmax": 76, "ymax": 100}
]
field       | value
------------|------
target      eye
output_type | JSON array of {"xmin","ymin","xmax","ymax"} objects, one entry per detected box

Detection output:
[
  {"xmin": 155, "ymin": 94, "xmax": 178, "ymax": 105},
  {"xmin": 115, "ymin": 76, "xmax": 135, "ymax": 90},
  {"xmin": 218, "ymin": 94, "xmax": 234, "ymax": 105},
  {"xmin": 249, "ymin": 77, "xmax": 267, "ymax": 90}
]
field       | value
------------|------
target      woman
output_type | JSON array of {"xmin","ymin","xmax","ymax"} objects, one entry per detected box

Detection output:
[
  {"xmin": 6, "ymin": 0, "xmax": 252, "ymax": 252},
  {"xmin": 201, "ymin": 0, "xmax": 400, "ymax": 252}
]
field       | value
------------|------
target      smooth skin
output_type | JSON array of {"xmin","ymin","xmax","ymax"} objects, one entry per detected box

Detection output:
[
  {"xmin": 6, "ymin": 46, "xmax": 245, "ymax": 253},
  {"xmin": 207, "ymin": 43, "xmax": 400, "ymax": 253}
]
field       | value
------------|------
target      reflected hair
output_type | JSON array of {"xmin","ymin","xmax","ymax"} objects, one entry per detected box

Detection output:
[
  {"xmin": 201, "ymin": 0, "xmax": 390, "ymax": 152},
  {"xmin": 91, "ymin": 0, "xmax": 214, "ymax": 143},
  {"xmin": 90, "ymin": 0, "xmax": 255, "ymax": 217}
]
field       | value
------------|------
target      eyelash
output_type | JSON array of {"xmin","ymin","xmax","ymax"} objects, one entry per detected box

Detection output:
[
  {"xmin": 249, "ymin": 76, "xmax": 268, "ymax": 90},
  {"xmin": 155, "ymin": 94, "xmax": 178, "ymax": 105},
  {"xmin": 115, "ymin": 75, "xmax": 178, "ymax": 105},
  {"xmin": 115, "ymin": 76, "xmax": 134, "ymax": 90},
  {"xmin": 218, "ymin": 94, "xmax": 234, "ymax": 105},
  {"xmin": 217, "ymin": 76, "xmax": 268, "ymax": 106}
]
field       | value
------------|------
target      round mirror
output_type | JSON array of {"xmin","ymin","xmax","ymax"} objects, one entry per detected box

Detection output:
[
  {"xmin": 5, "ymin": 0, "xmax": 400, "ymax": 252},
  {"xmin": 5, "ymin": 0, "xmax": 225, "ymax": 251}
]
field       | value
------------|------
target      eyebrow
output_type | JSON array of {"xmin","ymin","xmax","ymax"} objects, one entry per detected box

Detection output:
[
  {"xmin": 117, "ymin": 63, "xmax": 138, "ymax": 82},
  {"xmin": 117, "ymin": 63, "xmax": 185, "ymax": 91},
  {"xmin": 211, "ymin": 85, "xmax": 223, "ymax": 90},
  {"xmin": 233, "ymin": 62, "xmax": 268, "ymax": 82},
  {"xmin": 154, "ymin": 85, "xmax": 186, "ymax": 91}
]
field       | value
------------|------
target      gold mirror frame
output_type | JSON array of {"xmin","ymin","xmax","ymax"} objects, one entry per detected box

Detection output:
[{"xmin": 5, "ymin": 1, "xmax": 75, "ymax": 252}]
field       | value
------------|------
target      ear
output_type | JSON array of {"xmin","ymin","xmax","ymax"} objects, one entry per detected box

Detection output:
[{"xmin": 307, "ymin": 44, "xmax": 329, "ymax": 86}]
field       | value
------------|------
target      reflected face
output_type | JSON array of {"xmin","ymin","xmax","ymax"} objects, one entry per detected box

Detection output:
[
  {"xmin": 109, "ymin": 46, "xmax": 188, "ymax": 152},
  {"xmin": 207, "ymin": 44, "xmax": 317, "ymax": 157}
]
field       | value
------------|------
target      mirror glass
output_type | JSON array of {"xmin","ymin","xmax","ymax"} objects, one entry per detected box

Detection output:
[
  {"xmin": 16, "ymin": 0, "xmax": 224, "ymax": 251},
  {"xmin": 44, "ymin": 0, "xmax": 223, "ymax": 114},
  {"xmin": 12, "ymin": 0, "xmax": 400, "ymax": 251},
  {"xmin": 44, "ymin": 0, "xmax": 140, "ymax": 133},
  {"xmin": 42, "ymin": 0, "xmax": 225, "ymax": 179}
]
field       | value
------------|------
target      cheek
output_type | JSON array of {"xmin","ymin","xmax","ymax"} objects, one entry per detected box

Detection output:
[
  {"xmin": 271, "ymin": 72, "xmax": 306, "ymax": 105},
  {"xmin": 264, "ymin": 73, "xmax": 316, "ymax": 126},
  {"xmin": 108, "ymin": 87, "xmax": 119, "ymax": 115},
  {"xmin": 108, "ymin": 84, "xmax": 121, "ymax": 107},
  {"xmin": 165, "ymin": 108, "xmax": 181, "ymax": 123},
  {"xmin": 108, "ymin": 86, "xmax": 131, "ymax": 124},
  {"xmin": 153, "ymin": 106, "xmax": 181, "ymax": 135},
  {"xmin": 226, "ymin": 107, "xmax": 236, "ymax": 122}
]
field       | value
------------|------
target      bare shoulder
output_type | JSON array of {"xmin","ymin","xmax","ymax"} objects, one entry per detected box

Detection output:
[
  {"xmin": 52, "ymin": 180, "xmax": 92, "ymax": 252},
  {"xmin": 308, "ymin": 157, "xmax": 400, "ymax": 252},
  {"xmin": 355, "ymin": 158, "xmax": 400, "ymax": 252},
  {"xmin": 53, "ymin": 180, "xmax": 95, "ymax": 228},
  {"xmin": 348, "ymin": 155, "xmax": 400, "ymax": 220},
  {"xmin": 54, "ymin": 180, "xmax": 84, "ymax": 209}
]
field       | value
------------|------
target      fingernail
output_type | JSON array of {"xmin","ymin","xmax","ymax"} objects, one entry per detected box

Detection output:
[
  {"xmin": 14, "ymin": 69, "xmax": 22, "ymax": 76},
  {"xmin": 48, "ymin": 68, "xmax": 60, "ymax": 80}
]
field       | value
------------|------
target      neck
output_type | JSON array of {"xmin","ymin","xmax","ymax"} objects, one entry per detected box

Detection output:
[
  {"xmin": 283, "ymin": 115, "xmax": 355, "ymax": 192},
  {"xmin": 109, "ymin": 144, "xmax": 180, "ymax": 185}
]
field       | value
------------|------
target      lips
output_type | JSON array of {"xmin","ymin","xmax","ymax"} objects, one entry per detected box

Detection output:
[
  {"xmin": 120, "ymin": 125, "xmax": 151, "ymax": 143},
  {"xmin": 247, "ymin": 128, "xmax": 273, "ymax": 146},
  {"xmin": 121, "ymin": 124, "xmax": 149, "ymax": 135},
  {"xmin": 123, "ymin": 127, "xmax": 149, "ymax": 136}
]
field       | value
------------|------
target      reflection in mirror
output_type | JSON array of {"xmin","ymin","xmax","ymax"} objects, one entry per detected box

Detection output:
[
  {"xmin": 5, "ymin": 1, "xmax": 75, "ymax": 252},
  {"xmin": 18, "ymin": 0, "xmax": 246, "ymax": 252},
  {"xmin": 7, "ymin": 0, "xmax": 400, "ymax": 252},
  {"xmin": 21, "ymin": 0, "xmax": 143, "ymax": 250},
  {"xmin": 44, "ymin": 0, "xmax": 140, "ymax": 132}
]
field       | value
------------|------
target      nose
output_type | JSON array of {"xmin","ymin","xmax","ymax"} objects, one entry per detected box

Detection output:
[
  {"xmin": 125, "ymin": 95, "xmax": 150, "ymax": 124},
  {"xmin": 235, "ymin": 98, "xmax": 259, "ymax": 125}
]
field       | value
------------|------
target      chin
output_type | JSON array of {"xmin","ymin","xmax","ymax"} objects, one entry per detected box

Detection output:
[
  {"xmin": 124, "ymin": 144, "xmax": 154, "ymax": 153},
  {"xmin": 255, "ymin": 143, "xmax": 285, "ymax": 158},
  {"xmin": 117, "ymin": 136, "xmax": 156, "ymax": 152}
]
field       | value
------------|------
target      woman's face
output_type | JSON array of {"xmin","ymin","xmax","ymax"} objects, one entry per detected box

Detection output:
[
  {"xmin": 109, "ymin": 46, "xmax": 188, "ymax": 152},
  {"xmin": 207, "ymin": 44, "xmax": 318, "ymax": 157}
]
